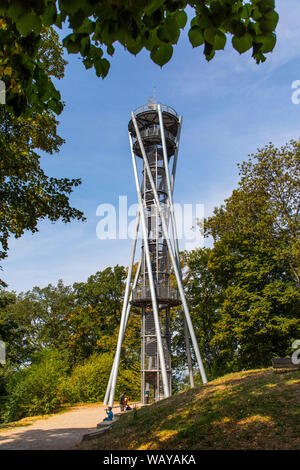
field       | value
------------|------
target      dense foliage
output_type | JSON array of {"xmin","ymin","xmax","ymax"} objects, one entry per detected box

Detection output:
[
  {"xmin": 1, "ymin": 351, "xmax": 139, "ymax": 422},
  {"xmin": 0, "ymin": 1, "xmax": 278, "ymax": 116},
  {"xmin": 59, "ymin": 353, "xmax": 140, "ymax": 405},
  {"xmin": 0, "ymin": 266, "xmax": 141, "ymax": 422},
  {"xmin": 181, "ymin": 140, "xmax": 300, "ymax": 374},
  {"xmin": 2, "ymin": 349, "xmax": 69, "ymax": 422},
  {"xmin": 177, "ymin": 248, "xmax": 225, "ymax": 380}
]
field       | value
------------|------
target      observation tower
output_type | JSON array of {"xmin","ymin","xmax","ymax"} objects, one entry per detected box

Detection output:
[{"xmin": 104, "ymin": 101, "xmax": 207, "ymax": 406}]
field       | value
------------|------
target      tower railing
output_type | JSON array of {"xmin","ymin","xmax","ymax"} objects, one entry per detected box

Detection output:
[
  {"xmin": 131, "ymin": 286, "xmax": 180, "ymax": 304},
  {"xmin": 133, "ymin": 103, "xmax": 178, "ymax": 118},
  {"xmin": 139, "ymin": 126, "xmax": 175, "ymax": 141}
]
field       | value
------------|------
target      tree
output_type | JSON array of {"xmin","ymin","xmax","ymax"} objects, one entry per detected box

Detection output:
[
  {"xmin": 205, "ymin": 140, "xmax": 300, "ymax": 371},
  {"xmin": 15, "ymin": 281, "xmax": 76, "ymax": 353},
  {"xmin": 0, "ymin": 27, "xmax": 85, "ymax": 284},
  {"xmin": 70, "ymin": 265, "xmax": 140, "ymax": 365},
  {"xmin": 0, "ymin": 18, "xmax": 63, "ymax": 116},
  {"xmin": 0, "ymin": 265, "xmax": 141, "ymax": 370},
  {"xmin": 175, "ymin": 248, "xmax": 225, "ymax": 379},
  {"xmin": 1, "ymin": 1, "xmax": 279, "ymax": 116},
  {"xmin": 0, "ymin": 288, "xmax": 31, "ymax": 365},
  {"xmin": 2, "ymin": 348, "xmax": 70, "ymax": 422},
  {"xmin": 0, "ymin": 280, "xmax": 78, "ymax": 370},
  {"xmin": 237, "ymin": 140, "xmax": 300, "ymax": 287}
]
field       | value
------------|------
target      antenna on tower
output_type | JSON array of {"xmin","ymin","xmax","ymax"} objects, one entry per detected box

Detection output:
[
  {"xmin": 147, "ymin": 87, "xmax": 157, "ymax": 109},
  {"xmin": 153, "ymin": 86, "xmax": 156, "ymax": 102}
]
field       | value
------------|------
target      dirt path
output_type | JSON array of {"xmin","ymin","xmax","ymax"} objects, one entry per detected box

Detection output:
[{"xmin": 0, "ymin": 404, "xmax": 108, "ymax": 450}]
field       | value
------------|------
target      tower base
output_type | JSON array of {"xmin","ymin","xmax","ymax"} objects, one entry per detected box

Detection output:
[{"xmin": 141, "ymin": 306, "xmax": 172, "ymax": 404}]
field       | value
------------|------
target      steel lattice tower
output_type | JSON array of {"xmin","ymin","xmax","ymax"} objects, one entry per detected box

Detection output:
[{"xmin": 104, "ymin": 101, "xmax": 207, "ymax": 407}]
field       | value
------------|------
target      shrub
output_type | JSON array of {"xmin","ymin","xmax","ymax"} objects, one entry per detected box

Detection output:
[
  {"xmin": 3, "ymin": 349, "xmax": 69, "ymax": 422},
  {"xmin": 2, "ymin": 351, "xmax": 141, "ymax": 423},
  {"xmin": 59, "ymin": 353, "xmax": 140, "ymax": 403}
]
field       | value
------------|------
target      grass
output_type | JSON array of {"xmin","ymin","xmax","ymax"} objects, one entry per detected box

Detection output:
[{"xmin": 78, "ymin": 368, "xmax": 300, "ymax": 450}]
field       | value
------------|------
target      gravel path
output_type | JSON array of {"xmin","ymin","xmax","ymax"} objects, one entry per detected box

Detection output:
[{"xmin": 0, "ymin": 404, "xmax": 109, "ymax": 450}]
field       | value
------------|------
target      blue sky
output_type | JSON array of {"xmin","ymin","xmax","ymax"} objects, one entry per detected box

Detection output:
[{"xmin": 3, "ymin": 0, "xmax": 300, "ymax": 293}]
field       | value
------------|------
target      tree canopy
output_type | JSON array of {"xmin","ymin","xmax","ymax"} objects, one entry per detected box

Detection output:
[
  {"xmin": 172, "ymin": 139, "xmax": 299, "ymax": 377},
  {"xmin": 0, "ymin": 265, "xmax": 141, "ymax": 422},
  {"xmin": 0, "ymin": 265, "xmax": 140, "ymax": 367},
  {"xmin": 0, "ymin": 0, "xmax": 279, "ymax": 116},
  {"xmin": 203, "ymin": 140, "xmax": 300, "ymax": 371}
]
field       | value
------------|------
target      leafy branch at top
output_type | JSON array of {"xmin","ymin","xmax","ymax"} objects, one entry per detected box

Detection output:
[{"xmin": 0, "ymin": 0, "xmax": 279, "ymax": 116}]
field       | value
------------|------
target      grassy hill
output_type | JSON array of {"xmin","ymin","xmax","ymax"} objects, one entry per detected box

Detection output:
[{"xmin": 80, "ymin": 368, "xmax": 300, "ymax": 450}]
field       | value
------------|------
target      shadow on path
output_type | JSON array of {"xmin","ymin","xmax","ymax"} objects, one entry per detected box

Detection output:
[{"xmin": 0, "ymin": 426, "xmax": 96, "ymax": 450}]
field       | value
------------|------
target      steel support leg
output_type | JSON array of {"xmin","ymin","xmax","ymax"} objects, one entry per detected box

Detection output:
[
  {"xmin": 107, "ymin": 212, "xmax": 140, "ymax": 407},
  {"xmin": 183, "ymin": 317, "xmax": 195, "ymax": 388},
  {"xmin": 171, "ymin": 115, "xmax": 182, "ymax": 193},
  {"xmin": 103, "ymin": 259, "xmax": 142, "ymax": 405},
  {"xmin": 157, "ymin": 105, "xmax": 195, "ymax": 388}
]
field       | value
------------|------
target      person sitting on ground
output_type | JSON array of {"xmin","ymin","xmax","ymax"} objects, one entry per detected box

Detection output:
[
  {"xmin": 124, "ymin": 396, "xmax": 132, "ymax": 410},
  {"xmin": 103, "ymin": 406, "xmax": 113, "ymax": 421}
]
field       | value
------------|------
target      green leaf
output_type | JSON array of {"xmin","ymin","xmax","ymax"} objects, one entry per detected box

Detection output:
[
  {"xmin": 77, "ymin": 18, "xmax": 95, "ymax": 35},
  {"xmin": 188, "ymin": 27, "xmax": 204, "ymax": 48},
  {"xmin": 258, "ymin": 0, "xmax": 275, "ymax": 13},
  {"xmin": 204, "ymin": 27, "xmax": 216, "ymax": 46},
  {"xmin": 42, "ymin": 3, "xmax": 57, "ymax": 27},
  {"xmin": 232, "ymin": 33, "xmax": 253, "ymax": 54},
  {"xmin": 101, "ymin": 58, "xmax": 110, "ymax": 78},
  {"xmin": 69, "ymin": 9, "xmax": 86, "ymax": 30},
  {"xmin": 157, "ymin": 17, "xmax": 180, "ymax": 44},
  {"xmin": 175, "ymin": 10, "xmax": 188, "ymax": 29},
  {"xmin": 80, "ymin": 36, "xmax": 90, "ymax": 56},
  {"xmin": 144, "ymin": 30, "xmax": 159, "ymax": 51},
  {"xmin": 94, "ymin": 58, "xmax": 110, "ymax": 78},
  {"xmin": 144, "ymin": 0, "xmax": 164, "ymax": 16},
  {"xmin": 47, "ymin": 97, "xmax": 63, "ymax": 114},
  {"xmin": 259, "ymin": 11, "xmax": 279, "ymax": 33},
  {"xmin": 255, "ymin": 33, "xmax": 276, "ymax": 53},
  {"xmin": 241, "ymin": 5, "xmax": 251, "ymax": 20},
  {"xmin": 60, "ymin": 0, "xmax": 83, "ymax": 15},
  {"xmin": 126, "ymin": 42, "xmax": 143, "ymax": 56},
  {"xmin": 83, "ymin": 57, "xmax": 93, "ymax": 69},
  {"xmin": 107, "ymin": 44, "xmax": 115, "ymax": 56},
  {"xmin": 150, "ymin": 43, "xmax": 173, "ymax": 67},
  {"xmin": 252, "ymin": 6, "xmax": 262, "ymax": 21},
  {"xmin": 157, "ymin": 26, "xmax": 173, "ymax": 43},
  {"xmin": 143, "ymin": 9, "xmax": 163, "ymax": 29},
  {"xmin": 88, "ymin": 44, "xmax": 103, "ymax": 60},
  {"xmin": 7, "ymin": 1, "xmax": 27, "ymax": 21},
  {"xmin": 231, "ymin": 21, "xmax": 246, "ymax": 37},
  {"xmin": 192, "ymin": 15, "xmax": 211, "ymax": 30},
  {"xmin": 214, "ymin": 31, "xmax": 226, "ymax": 50},
  {"xmin": 62, "ymin": 34, "xmax": 81, "ymax": 54},
  {"xmin": 204, "ymin": 41, "xmax": 215, "ymax": 61},
  {"xmin": 190, "ymin": 17, "xmax": 200, "ymax": 28},
  {"xmin": 16, "ymin": 12, "xmax": 42, "ymax": 36}
]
